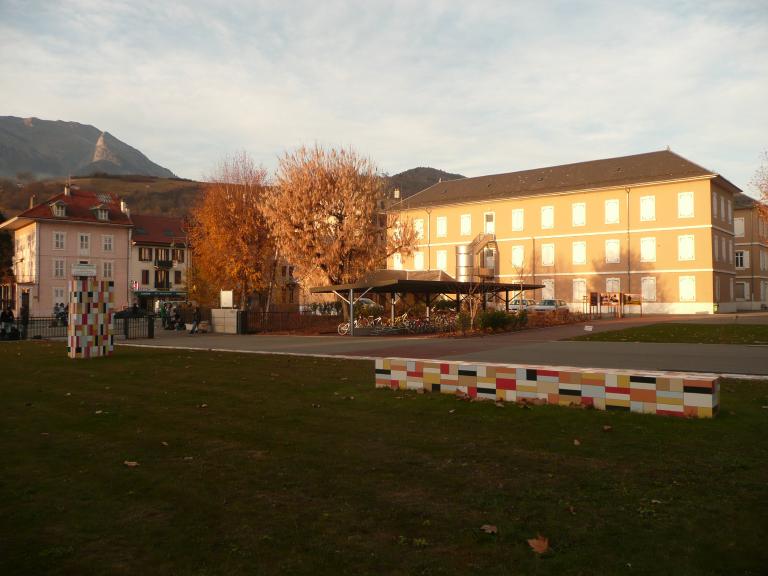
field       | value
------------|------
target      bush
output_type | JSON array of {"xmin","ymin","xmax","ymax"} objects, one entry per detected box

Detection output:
[
  {"xmin": 477, "ymin": 310, "xmax": 511, "ymax": 332},
  {"xmin": 456, "ymin": 311, "xmax": 471, "ymax": 335}
]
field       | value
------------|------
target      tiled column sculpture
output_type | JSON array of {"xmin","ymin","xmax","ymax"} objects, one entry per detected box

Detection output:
[{"xmin": 67, "ymin": 279, "xmax": 114, "ymax": 359}]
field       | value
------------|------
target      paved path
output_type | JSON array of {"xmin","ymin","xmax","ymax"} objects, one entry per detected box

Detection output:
[{"xmin": 128, "ymin": 313, "xmax": 768, "ymax": 376}]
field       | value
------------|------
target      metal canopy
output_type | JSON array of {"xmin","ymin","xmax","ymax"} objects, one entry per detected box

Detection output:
[{"xmin": 310, "ymin": 278, "xmax": 544, "ymax": 295}]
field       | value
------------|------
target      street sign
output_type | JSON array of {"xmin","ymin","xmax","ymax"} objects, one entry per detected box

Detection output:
[{"xmin": 71, "ymin": 264, "xmax": 97, "ymax": 277}]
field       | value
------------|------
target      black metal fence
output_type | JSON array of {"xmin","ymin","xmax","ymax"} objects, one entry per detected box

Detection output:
[
  {"xmin": 0, "ymin": 315, "xmax": 155, "ymax": 341},
  {"xmin": 242, "ymin": 310, "xmax": 340, "ymax": 334}
]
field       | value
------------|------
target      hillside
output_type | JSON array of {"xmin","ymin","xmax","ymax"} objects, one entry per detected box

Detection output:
[
  {"xmin": 0, "ymin": 116, "xmax": 176, "ymax": 180},
  {"xmin": 0, "ymin": 175, "xmax": 203, "ymax": 217},
  {"xmin": 385, "ymin": 167, "xmax": 464, "ymax": 198},
  {"xmin": 0, "ymin": 167, "xmax": 465, "ymax": 219}
]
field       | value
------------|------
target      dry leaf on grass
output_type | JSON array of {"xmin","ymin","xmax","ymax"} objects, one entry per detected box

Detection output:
[
  {"xmin": 480, "ymin": 524, "xmax": 498, "ymax": 534},
  {"xmin": 602, "ymin": 425, "xmax": 613, "ymax": 432},
  {"xmin": 527, "ymin": 534, "xmax": 550, "ymax": 554},
  {"xmin": 123, "ymin": 461, "xmax": 140, "ymax": 468},
  {"xmin": 573, "ymin": 439, "xmax": 581, "ymax": 446}
]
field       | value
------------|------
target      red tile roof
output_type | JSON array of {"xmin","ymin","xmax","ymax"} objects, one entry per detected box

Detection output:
[
  {"xmin": 17, "ymin": 187, "xmax": 132, "ymax": 225},
  {"xmin": 131, "ymin": 214, "xmax": 186, "ymax": 245}
]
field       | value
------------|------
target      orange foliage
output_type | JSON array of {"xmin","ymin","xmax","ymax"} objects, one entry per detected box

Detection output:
[
  {"xmin": 266, "ymin": 145, "xmax": 417, "ymax": 286},
  {"xmin": 188, "ymin": 152, "xmax": 275, "ymax": 308}
]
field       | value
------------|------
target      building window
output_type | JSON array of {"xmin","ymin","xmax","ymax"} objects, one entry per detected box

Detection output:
[
  {"xmin": 640, "ymin": 237, "xmax": 656, "ymax": 262},
  {"xmin": 572, "ymin": 202, "xmax": 586, "ymax": 227},
  {"xmin": 459, "ymin": 215, "xmax": 471, "ymax": 237},
  {"xmin": 735, "ymin": 250, "xmax": 746, "ymax": 269},
  {"xmin": 392, "ymin": 253, "xmax": 402, "ymax": 270},
  {"xmin": 605, "ymin": 239, "xmax": 620, "ymax": 264},
  {"xmin": 572, "ymin": 279, "xmax": 586, "ymax": 303},
  {"xmin": 641, "ymin": 277, "xmax": 656, "ymax": 302},
  {"xmin": 541, "ymin": 243, "xmax": 555, "ymax": 267},
  {"xmin": 606, "ymin": 277, "xmax": 620, "ymax": 294},
  {"xmin": 511, "ymin": 208, "xmax": 524, "ymax": 232},
  {"xmin": 103, "ymin": 261, "xmax": 113, "ymax": 279},
  {"xmin": 53, "ymin": 259, "xmax": 65, "ymax": 278},
  {"xmin": 484, "ymin": 212, "xmax": 495, "ymax": 234},
  {"xmin": 541, "ymin": 206, "xmax": 554, "ymax": 229},
  {"xmin": 729, "ymin": 239, "xmax": 734, "ymax": 263},
  {"xmin": 720, "ymin": 196, "xmax": 725, "ymax": 221},
  {"xmin": 414, "ymin": 218, "xmax": 425, "ymax": 240},
  {"xmin": 678, "ymin": 191, "xmax": 694, "ymax": 218},
  {"xmin": 155, "ymin": 269, "xmax": 169, "ymax": 290},
  {"xmin": 726, "ymin": 199, "xmax": 732, "ymax": 223},
  {"xmin": 102, "ymin": 235, "xmax": 113, "ymax": 252},
  {"xmin": 54, "ymin": 231, "xmax": 65, "ymax": 250},
  {"xmin": 174, "ymin": 270, "xmax": 182, "ymax": 284},
  {"xmin": 511, "ymin": 245, "xmax": 525, "ymax": 268},
  {"xmin": 79, "ymin": 233, "xmax": 90, "ymax": 255},
  {"xmin": 435, "ymin": 216, "xmax": 447, "ymax": 238},
  {"xmin": 542, "ymin": 279, "xmax": 554, "ymax": 300},
  {"xmin": 712, "ymin": 192, "xmax": 718, "ymax": 219},
  {"xmin": 640, "ymin": 196, "xmax": 655, "ymax": 221},
  {"xmin": 141, "ymin": 269, "xmax": 150, "ymax": 285},
  {"xmin": 734, "ymin": 217, "xmax": 745, "ymax": 237},
  {"xmin": 572, "ymin": 241, "xmax": 586, "ymax": 265},
  {"xmin": 436, "ymin": 250, "xmax": 447, "ymax": 271},
  {"xmin": 139, "ymin": 247, "xmax": 153, "ymax": 261},
  {"xmin": 715, "ymin": 276, "xmax": 720, "ymax": 301},
  {"xmin": 677, "ymin": 235, "xmax": 695, "ymax": 261},
  {"xmin": 156, "ymin": 248, "xmax": 170, "ymax": 262},
  {"xmin": 714, "ymin": 236, "xmax": 719, "ymax": 261},
  {"xmin": 96, "ymin": 208, "xmax": 109, "ymax": 221},
  {"xmin": 172, "ymin": 248, "xmax": 185, "ymax": 263},
  {"xmin": 679, "ymin": 276, "xmax": 696, "ymax": 302},
  {"xmin": 604, "ymin": 199, "xmax": 620, "ymax": 224},
  {"xmin": 413, "ymin": 251, "xmax": 424, "ymax": 270},
  {"xmin": 53, "ymin": 287, "xmax": 66, "ymax": 306},
  {"xmin": 53, "ymin": 203, "xmax": 66, "ymax": 217}
]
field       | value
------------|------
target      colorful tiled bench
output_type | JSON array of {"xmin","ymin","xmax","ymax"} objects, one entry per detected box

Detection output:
[
  {"xmin": 375, "ymin": 358, "xmax": 719, "ymax": 418},
  {"xmin": 67, "ymin": 279, "xmax": 114, "ymax": 359}
]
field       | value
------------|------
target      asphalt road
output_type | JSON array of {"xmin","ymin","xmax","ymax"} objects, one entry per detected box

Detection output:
[{"xmin": 129, "ymin": 313, "xmax": 768, "ymax": 376}]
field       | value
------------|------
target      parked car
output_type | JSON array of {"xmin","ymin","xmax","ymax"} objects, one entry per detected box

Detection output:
[
  {"xmin": 508, "ymin": 298, "xmax": 536, "ymax": 312},
  {"xmin": 533, "ymin": 299, "xmax": 569, "ymax": 312}
]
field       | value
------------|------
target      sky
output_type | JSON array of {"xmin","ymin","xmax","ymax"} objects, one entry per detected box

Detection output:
[{"xmin": 1, "ymin": 0, "xmax": 767, "ymax": 194}]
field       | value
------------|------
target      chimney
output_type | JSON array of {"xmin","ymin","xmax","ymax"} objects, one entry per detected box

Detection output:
[
  {"xmin": 120, "ymin": 199, "xmax": 130, "ymax": 216},
  {"xmin": 64, "ymin": 184, "xmax": 71, "ymax": 196},
  {"xmin": 29, "ymin": 194, "xmax": 36, "ymax": 209},
  {"xmin": 393, "ymin": 188, "xmax": 400, "ymax": 199}
]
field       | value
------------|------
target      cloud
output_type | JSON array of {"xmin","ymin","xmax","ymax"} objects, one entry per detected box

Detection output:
[{"xmin": 1, "ymin": 0, "xmax": 766, "ymax": 192}]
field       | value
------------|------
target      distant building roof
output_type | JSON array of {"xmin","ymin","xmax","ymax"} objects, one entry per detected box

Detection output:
[
  {"xmin": 395, "ymin": 150, "xmax": 739, "ymax": 210},
  {"xmin": 131, "ymin": 213, "xmax": 186, "ymax": 245},
  {"xmin": 9, "ymin": 186, "xmax": 132, "ymax": 227},
  {"xmin": 734, "ymin": 192, "xmax": 763, "ymax": 210}
]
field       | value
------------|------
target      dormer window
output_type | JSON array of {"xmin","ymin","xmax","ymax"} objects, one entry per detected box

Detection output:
[
  {"xmin": 97, "ymin": 209, "xmax": 109, "ymax": 221},
  {"xmin": 52, "ymin": 203, "xmax": 66, "ymax": 217}
]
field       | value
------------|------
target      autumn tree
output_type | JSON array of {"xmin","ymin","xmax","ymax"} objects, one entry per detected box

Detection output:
[
  {"xmin": 188, "ymin": 152, "xmax": 275, "ymax": 309},
  {"xmin": 265, "ymin": 145, "xmax": 417, "ymax": 288},
  {"xmin": 753, "ymin": 151, "xmax": 768, "ymax": 226}
]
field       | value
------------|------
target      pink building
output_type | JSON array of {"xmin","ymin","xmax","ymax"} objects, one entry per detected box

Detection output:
[{"xmin": 0, "ymin": 185, "xmax": 132, "ymax": 316}]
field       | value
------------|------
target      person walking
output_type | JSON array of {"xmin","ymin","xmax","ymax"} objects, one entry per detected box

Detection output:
[
  {"xmin": 189, "ymin": 306, "xmax": 201, "ymax": 334},
  {"xmin": 160, "ymin": 303, "xmax": 168, "ymax": 329},
  {"xmin": 0, "ymin": 306, "xmax": 12, "ymax": 338}
]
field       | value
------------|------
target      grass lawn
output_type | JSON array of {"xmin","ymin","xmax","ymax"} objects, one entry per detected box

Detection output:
[
  {"xmin": 2, "ymin": 342, "xmax": 768, "ymax": 575},
  {"xmin": 572, "ymin": 322, "xmax": 768, "ymax": 345}
]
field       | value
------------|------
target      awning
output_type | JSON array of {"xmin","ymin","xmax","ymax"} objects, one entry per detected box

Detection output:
[{"xmin": 133, "ymin": 290, "xmax": 187, "ymax": 297}]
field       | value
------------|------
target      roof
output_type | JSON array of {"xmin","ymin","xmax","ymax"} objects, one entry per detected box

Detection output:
[
  {"xmin": 310, "ymin": 269, "xmax": 543, "ymax": 295},
  {"xmin": 131, "ymin": 214, "xmax": 186, "ymax": 245},
  {"xmin": 396, "ymin": 150, "xmax": 728, "ymax": 210},
  {"xmin": 3, "ymin": 187, "xmax": 132, "ymax": 229},
  {"xmin": 734, "ymin": 192, "xmax": 763, "ymax": 210}
]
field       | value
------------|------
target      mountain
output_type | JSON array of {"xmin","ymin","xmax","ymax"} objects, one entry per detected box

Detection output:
[
  {"xmin": 386, "ymin": 167, "xmax": 465, "ymax": 198},
  {"xmin": 0, "ymin": 116, "xmax": 176, "ymax": 180}
]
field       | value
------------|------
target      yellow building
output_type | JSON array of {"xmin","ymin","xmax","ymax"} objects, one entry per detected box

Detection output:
[{"xmin": 388, "ymin": 150, "xmax": 747, "ymax": 314}]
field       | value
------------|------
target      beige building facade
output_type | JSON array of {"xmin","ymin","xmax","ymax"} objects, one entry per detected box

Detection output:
[
  {"xmin": 388, "ymin": 151, "xmax": 746, "ymax": 314},
  {"xmin": 733, "ymin": 194, "xmax": 768, "ymax": 310}
]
